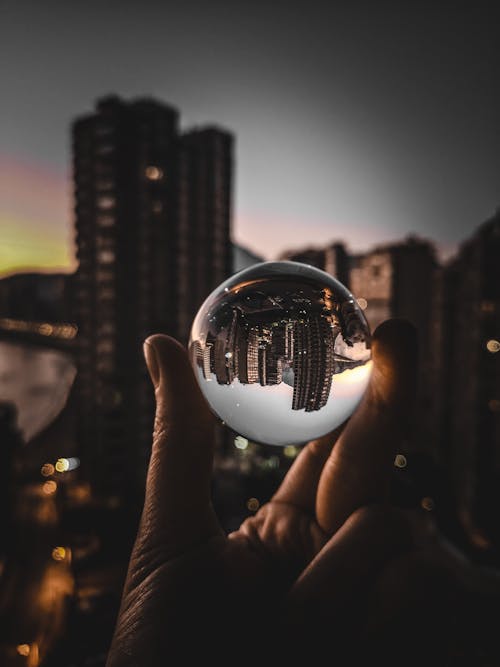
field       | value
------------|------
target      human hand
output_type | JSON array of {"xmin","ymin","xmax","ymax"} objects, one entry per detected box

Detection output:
[{"xmin": 106, "ymin": 319, "xmax": 434, "ymax": 666}]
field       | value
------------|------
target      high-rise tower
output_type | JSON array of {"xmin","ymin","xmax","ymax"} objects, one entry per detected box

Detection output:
[{"xmin": 72, "ymin": 95, "xmax": 233, "ymax": 501}]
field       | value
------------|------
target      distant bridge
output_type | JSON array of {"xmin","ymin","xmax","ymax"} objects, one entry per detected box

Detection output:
[{"xmin": 0, "ymin": 318, "xmax": 77, "ymax": 354}]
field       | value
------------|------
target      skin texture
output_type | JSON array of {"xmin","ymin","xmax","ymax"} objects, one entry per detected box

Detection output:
[{"xmin": 105, "ymin": 320, "xmax": 500, "ymax": 666}]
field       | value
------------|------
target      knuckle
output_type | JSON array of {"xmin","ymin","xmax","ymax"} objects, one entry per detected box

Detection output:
[{"xmin": 152, "ymin": 415, "xmax": 170, "ymax": 446}]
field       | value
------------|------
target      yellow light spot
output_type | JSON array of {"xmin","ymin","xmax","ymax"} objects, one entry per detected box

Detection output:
[
  {"xmin": 17, "ymin": 644, "xmax": 30, "ymax": 656},
  {"xmin": 283, "ymin": 445, "xmax": 299, "ymax": 458},
  {"xmin": 0, "ymin": 318, "xmax": 77, "ymax": 340},
  {"xmin": 68, "ymin": 482, "xmax": 91, "ymax": 503},
  {"xmin": 106, "ymin": 496, "xmax": 121, "ymax": 509},
  {"xmin": 42, "ymin": 480, "xmax": 57, "ymax": 495},
  {"xmin": 41, "ymin": 463, "xmax": 55, "ymax": 477},
  {"xmin": 145, "ymin": 166, "xmax": 163, "ymax": 180},
  {"xmin": 55, "ymin": 458, "xmax": 69, "ymax": 473},
  {"xmin": 59, "ymin": 324, "xmax": 78, "ymax": 339},
  {"xmin": 234, "ymin": 435, "xmax": 248, "ymax": 450},
  {"xmin": 486, "ymin": 339, "xmax": 500, "ymax": 353},
  {"xmin": 394, "ymin": 454, "xmax": 407, "ymax": 468},
  {"xmin": 268, "ymin": 455, "xmax": 280, "ymax": 469},
  {"xmin": 481, "ymin": 301, "xmax": 495, "ymax": 314},
  {"xmin": 246, "ymin": 497, "xmax": 260, "ymax": 512},
  {"xmin": 357, "ymin": 297, "xmax": 368, "ymax": 310},
  {"xmin": 52, "ymin": 546, "xmax": 67, "ymax": 561},
  {"xmin": 421, "ymin": 496, "xmax": 435, "ymax": 511},
  {"xmin": 38, "ymin": 323, "xmax": 54, "ymax": 336}
]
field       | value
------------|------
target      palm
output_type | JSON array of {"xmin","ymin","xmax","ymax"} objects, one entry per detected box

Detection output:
[{"xmin": 107, "ymin": 320, "xmax": 418, "ymax": 665}]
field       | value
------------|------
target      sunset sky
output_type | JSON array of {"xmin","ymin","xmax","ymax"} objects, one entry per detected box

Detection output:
[{"xmin": 1, "ymin": 1, "xmax": 499, "ymax": 277}]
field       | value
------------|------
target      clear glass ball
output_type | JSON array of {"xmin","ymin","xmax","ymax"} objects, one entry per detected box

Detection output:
[{"xmin": 188, "ymin": 261, "xmax": 372, "ymax": 447}]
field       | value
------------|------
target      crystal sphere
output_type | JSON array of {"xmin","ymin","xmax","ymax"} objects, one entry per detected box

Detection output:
[{"xmin": 188, "ymin": 261, "xmax": 372, "ymax": 447}]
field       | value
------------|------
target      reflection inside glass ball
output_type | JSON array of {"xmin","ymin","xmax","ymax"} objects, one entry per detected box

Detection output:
[{"xmin": 188, "ymin": 261, "xmax": 372, "ymax": 447}]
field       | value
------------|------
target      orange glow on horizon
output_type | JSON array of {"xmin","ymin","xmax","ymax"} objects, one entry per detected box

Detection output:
[
  {"xmin": 0, "ymin": 157, "xmax": 76, "ymax": 278},
  {"xmin": 0, "ymin": 215, "xmax": 75, "ymax": 278}
]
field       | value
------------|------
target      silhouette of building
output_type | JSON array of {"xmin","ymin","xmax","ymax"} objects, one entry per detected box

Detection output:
[
  {"xmin": 440, "ymin": 211, "xmax": 500, "ymax": 552},
  {"xmin": 350, "ymin": 236, "xmax": 437, "ymax": 336},
  {"xmin": 0, "ymin": 402, "xmax": 23, "ymax": 559},
  {"xmin": 72, "ymin": 94, "xmax": 233, "ymax": 501},
  {"xmin": 0, "ymin": 272, "xmax": 73, "ymax": 323},
  {"xmin": 177, "ymin": 129, "xmax": 234, "ymax": 343},
  {"xmin": 279, "ymin": 242, "xmax": 350, "ymax": 288},
  {"xmin": 350, "ymin": 236, "xmax": 439, "ymax": 455}
]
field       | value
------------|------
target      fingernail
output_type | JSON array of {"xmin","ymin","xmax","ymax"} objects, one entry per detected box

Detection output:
[{"xmin": 143, "ymin": 339, "xmax": 160, "ymax": 388}]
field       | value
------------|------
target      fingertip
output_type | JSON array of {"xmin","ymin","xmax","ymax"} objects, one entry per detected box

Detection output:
[
  {"xmin": 143, "ymin": 338, "xmax": 160, "ymax": 388},
  {"xmin": 372, "ymin": 318, "xmax": 418, "ymax": 362},
  {"xmin": 144, "ymin": 333, "xmax": 187, "ymax": 357},
  {"xmin": 369, "ymin": 318, "xmax": 418, "ymax": 408},
  {"xmin": 144, "ymin": 332, "xmax": 214, "ymax": 427},
  {"xmin": 143, "ymin": 334, "xmax": 192, "ymax": 383},
  {"xmin": 140, "ymin": 333, "xmax": 221, "ymax": 542}
]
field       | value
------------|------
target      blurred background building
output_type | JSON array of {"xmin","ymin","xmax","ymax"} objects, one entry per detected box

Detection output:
[
  {"xmin": 0, "ymin": 273, "xmax": 73, "ymax": 324},
  {"xmin": 279, "ymin": 213, "xmax": 500, "ymax": 559},
  {"xmin": 72, "ymin": 95, "xmax": 233, "ymax": 504},
  {"xmin": 279, "ymin": 241, "xmax": 350, "ymax": 288},
  {"xmin": 439, "ymin": 212, "xmax": 500, "ymax": 554}
]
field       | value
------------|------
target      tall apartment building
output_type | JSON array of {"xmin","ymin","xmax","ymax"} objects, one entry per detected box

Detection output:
[
  {"xmin": 350, "ymin": 236, "xmax": 439, "ymax": 455},
  {"xmin": 279, "ymin": 242, "xmax": 350, "ymax": 288},
  {"xmin": 72, "ymin": 95, "xmax": 233, "ymax": 501},
  {"xmin": 176, "ymin": 128, "xmax": 233, "ymax": 343},
  {"xmin": 283, "ymin": 236, "xmax": 438, "ymax": 452},
  {"xmin": 440, "ymin": 211, "xmax": 500, "ymax": 550}
]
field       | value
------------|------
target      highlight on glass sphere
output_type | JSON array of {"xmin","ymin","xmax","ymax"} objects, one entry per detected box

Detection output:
[{"xmin": 188, "ymin": 261, "xmax": 372, "ymax": 447}]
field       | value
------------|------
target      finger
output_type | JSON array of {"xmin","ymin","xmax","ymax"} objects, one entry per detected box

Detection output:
[
  {"xmin": 271, "ymin": 424, "xmax": 345, "ymax": 513},
  {"xmin": 140, "ymin": 334, "xmax": 222, "ymax": 548},
  {"xmin": 283, "ymin": 505, "xmax": 413, "ymax": 659},
  {"xmin": 316, "ymin": 318, "xmax": 417, "ymax": 534}
]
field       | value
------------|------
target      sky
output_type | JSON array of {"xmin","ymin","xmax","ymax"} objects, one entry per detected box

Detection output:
[{"xmin": 1, "ymin": 0, "xmax": 499, "ymax": 276}]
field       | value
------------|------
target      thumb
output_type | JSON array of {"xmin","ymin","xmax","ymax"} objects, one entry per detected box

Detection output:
[
  {"xmin": 140, "ymin": 334, "xmax": 221, "ymax": 549},
  {"xmin": 317, "ymin": 318, "xmax": 418, "ymax": 534}
]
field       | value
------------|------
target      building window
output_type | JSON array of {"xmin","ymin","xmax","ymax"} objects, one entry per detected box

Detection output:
[
  {"xmin": 98, "ymin": 322, "xmax": 115, "ymax": 336},
  {"xmin": 96, "ymin": 235, "xmax": 115, "ymax": 249},
  {"xmin": 145, "ymin": 166, "xmax": 164, "ymax": 181},
  {"xmin": 97, "ymin": 339, "xmax": 114, "ymax": 354},
  {"xmin": 96, "ymin": 179, "xmax": 115, "ymax": 191},
  {"xmin": 97, "ymin": 215, "xmax": 115, "ymax": 228},
  {"xmin": 481, "ymin": 301, "xmax": 496, "ymax": 314},
  {"xmin": 98, "ymin": 250, "xmax": 115, "ymax": 264},
  {"xmin": 100, "ymin": 288, "xmax": 115, "ymax": 300},
  {"xmin": 95, "ymin": 163, "xmax": 114, "ymax": 176},
  {"xmin": 97, "ymin": 196, "xmax": 115, "ymax": 210},
  {"xmin": 97, "ymin": 358, "xmax": 114, "ymax": 374},
  {"xmin": 95, "ymin": 124, "xmax": 113, "ymax": 137},
  {"xmin": 488, "ymin": 399, "xmax": 500, "ymax": 413},
  {"xmin": 95, "ymin": 143, "xmax": 114, "ymax": 156},
  {"xmin": 96, "ymin": 269, "xmax": 114, "ymax": 282}
]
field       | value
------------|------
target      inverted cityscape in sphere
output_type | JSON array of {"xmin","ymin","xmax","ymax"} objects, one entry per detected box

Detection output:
[{"xmin": 189, "ymin": 261, "xmax": 372, "ymax": 446}]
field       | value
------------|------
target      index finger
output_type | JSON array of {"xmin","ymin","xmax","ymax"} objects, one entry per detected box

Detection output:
[
  {"xmin": 316, "ymin": 318, "xmax": 417, "ymax": 534},
  {"xmin": 271, "ymin": 424, "xmax": 344, "ymax": 513},
  {"xmin": 141, "ymin": 334, "xmax": 222, "ymax": 550}
]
